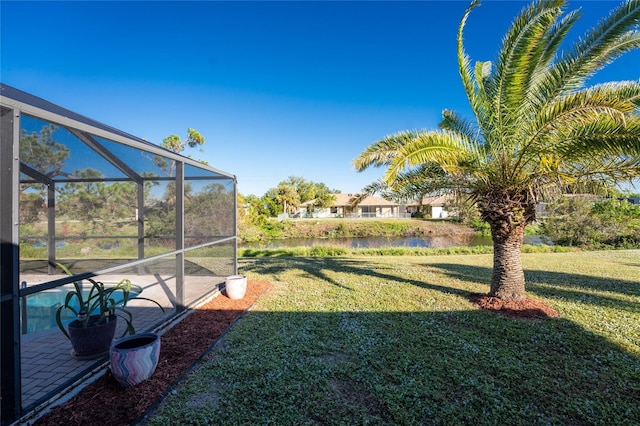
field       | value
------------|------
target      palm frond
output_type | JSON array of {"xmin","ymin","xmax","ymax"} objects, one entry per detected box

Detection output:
[
  {"xmin": 534, "ymin": 80, "xmax": 640, "ymax": 134},
  {"xmin": 393, "ymin": 164, "xmax": 456, "ymax": 195},
  {"xmin": 537, "ymin": 8, "xmax": 581, "ymax": 71},
  {"xmin": 384, "ymin": 130, "xmax": 477, "ymax": 183},
  {"xmin": 551, "ymin": 113, "xmax": 640, "ymax": 163},
  {"xmin": 561, "ymin": 154, "xmax": 640, "ymax": 185},
  {"xmin": 355, "ymin": 0, "xmax": 640, "ymax": 216},
  {"xmin": 491, "ymin": 1, "xmax": 565, "ymax": 133},
  {"xmin": 439, "ymin": 109, "xmax": 481, "ymax": 142},
  {"xmin": 570, "ymin": 0, "xmax": 640, "ymax": 76},
  {"xmin": 349, "ymin": 191, "xmax": 370, "ymax": 206},
  {"xmin": 547, "ymin": 0, "xmax": 640, "ymax": 96},
  {"xmin": 512, "ymin": 79, "xmax": 640, "ymax": 173},
  {"xmin": 359, "ymin": 164, "xmax": 458, "ymax": 204},
  {"xmin": 352, "ymin": 130, "xmax": 424, "ymax": 171},
  {"xmin": 457, "ymin": 0, "xmax": 489, "ymax": 124},
  {"xmin": 525, "ymin": 9, "xmax": 581, "ymax": 111}
]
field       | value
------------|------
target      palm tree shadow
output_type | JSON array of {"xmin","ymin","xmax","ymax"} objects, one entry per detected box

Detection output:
[
  {"xmin": 428, "ymin": 263, "xmax": 640, "ymax": 312},
  {"xmin": 240, "ymin": 257, "xmax": 357, "ymax": 291},
  {"xmin": 240, "ymin": 257, "xmax": 472, "ymax": 297},
  {"xmin": 241, "ymin": 257, "xmax": 639, "ymax": 312},
  {"xmin": 199, "ymin": 309, "xmax": 640, "ymax": 424},
  {"xmin": 232, "ymin": 258, "xmax": 640, "ymax": 422}
]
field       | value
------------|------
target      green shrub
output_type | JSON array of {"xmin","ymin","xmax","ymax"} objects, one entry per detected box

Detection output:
[
  {"xmin": 540, "ymin": 197, "xmax": 640, "ymax": 249},
  {"xmin": 308, "ymin": 246, "xmax": 348, "ymax": 256}
]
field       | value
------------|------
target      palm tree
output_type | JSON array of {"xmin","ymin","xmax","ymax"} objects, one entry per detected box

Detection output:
[
  {"xmin": 275, "ymin": 182, "xmax": 300, "ymax": 215},
  {"xmin": 353, "ymin": 0, "xmax": 640, "ymax": 301}
]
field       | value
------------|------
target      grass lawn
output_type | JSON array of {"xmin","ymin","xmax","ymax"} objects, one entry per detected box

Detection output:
[{"xmin": 147, "ymin": 250, "xmax": 640, "ymax": 425}]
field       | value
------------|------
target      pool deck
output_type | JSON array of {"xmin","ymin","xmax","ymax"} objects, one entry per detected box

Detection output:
[{"xmin": 18, "ymin": 274, "xmax": 224, "ymax": 416}]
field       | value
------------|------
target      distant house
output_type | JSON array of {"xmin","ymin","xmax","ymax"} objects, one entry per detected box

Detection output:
[
  {"xmin": 298, "ymin": 193, "xmax": 409, "ymax": 219},
  {"xmin": 407, "ymin": 194, "xmax": 455, "ymax": 219},
  {"xmin": 536, "ymin": 194, "xmax": 603, "ymax": 218}
]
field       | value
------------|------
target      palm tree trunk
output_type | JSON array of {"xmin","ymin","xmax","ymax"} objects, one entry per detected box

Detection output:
[
  {"xmin": 480, "ymin": 190, "xmax": 536, "ymax": 302},
  {"xmin": 490, "ymin": 222, "xmax": 526, "ymax": 301}
]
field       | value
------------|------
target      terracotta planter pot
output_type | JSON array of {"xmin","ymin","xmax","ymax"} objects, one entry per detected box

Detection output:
[
  {"xmin": 110, "ymin": 332, "xmax": 161, "ymax": 387},
  {"xmin": 68, "ymin": 315, "xmax": 117, "ymax": 359},
  {"xmin": 225, "ymin": 275, "xmax": 247, "ymax": 299}
]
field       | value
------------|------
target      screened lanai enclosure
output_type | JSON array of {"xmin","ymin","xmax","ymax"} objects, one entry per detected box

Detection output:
[{"xmin": 0, "ymin": 84, "xmax": 238, "ymax": 424}]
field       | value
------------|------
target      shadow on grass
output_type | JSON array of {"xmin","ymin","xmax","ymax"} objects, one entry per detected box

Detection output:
[
  {"xmin": 240, "ymin": 255, "xmax": 640, "ymax": 311},
  {"xmin": 426, "ymin": 263, "xmax": 640, "ymax": 313},
  {"xmin": 200, "ymin": 257, "xmax": 640, "ymax": 424},
  {"xmin": 152, "ymin": 307, "xmax": 640, "ymax": 425},
  {"xmin": 240, "ymin": 256, "xmax": 473, "ymax": 296}
]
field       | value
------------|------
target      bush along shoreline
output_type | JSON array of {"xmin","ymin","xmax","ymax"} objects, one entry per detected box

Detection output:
[
  {"xmin": 239, "ymin": 218, "xmax": 478, "ymax": 244},
  {"xmin": 238, "ymin": 243, "xmax": 579, "ymax": 258}
]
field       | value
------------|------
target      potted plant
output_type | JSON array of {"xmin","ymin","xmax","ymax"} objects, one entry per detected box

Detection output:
[{"xmin": 55, "ymin": 263, "xmax": 164, "ymax": 359}]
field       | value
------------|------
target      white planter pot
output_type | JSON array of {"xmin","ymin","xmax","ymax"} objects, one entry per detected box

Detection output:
[{"xmin": 225, "ymin": 275, "xmax": 247, "ymax": 299}]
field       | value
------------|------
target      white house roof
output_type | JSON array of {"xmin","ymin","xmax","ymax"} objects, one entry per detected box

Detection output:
[{"xmin": 408, "ymin": 194, "xmax": 454, "ymax": 207}]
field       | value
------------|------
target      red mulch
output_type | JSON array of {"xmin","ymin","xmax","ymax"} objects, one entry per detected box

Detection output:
[
  {"xmin": 470, "ymin": 293, "xmax": 560, "ymax": 319},
  {"xmin": 33, "ymin": 280, "xmax": 273, "ymax": 426}
]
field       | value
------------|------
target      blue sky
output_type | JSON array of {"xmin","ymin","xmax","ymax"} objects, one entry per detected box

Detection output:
[{"xmin": 2, "ymin": 1, "xmax": 638, "ymax": 196}]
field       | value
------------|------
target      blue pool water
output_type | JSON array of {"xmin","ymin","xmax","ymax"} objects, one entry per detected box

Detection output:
[{"xmin": 22, "ymin": 283, "xmax": 142, "ymax": 334}]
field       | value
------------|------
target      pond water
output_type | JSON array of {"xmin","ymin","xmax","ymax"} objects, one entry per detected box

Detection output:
[
  {"xmin": 241, "ymin": 235, "xmax": 545, "ymax": 249},
  {"xmin": 31, "ymin": 241, "xmax": 68, "ymax": 248}
]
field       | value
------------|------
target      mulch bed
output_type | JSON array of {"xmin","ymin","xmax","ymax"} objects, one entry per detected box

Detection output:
[
  {"xmin": 34, "ymin": 279, "xmax": 273, "ymax": 426},
  {"xmin": 470, "ymin": 293, "xmax": 560, "ymax": 319}
]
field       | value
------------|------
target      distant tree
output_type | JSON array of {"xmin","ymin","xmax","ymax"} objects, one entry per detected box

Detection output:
[
  {"xmin": 540, "ymin": 196, "xmax": 640, "ymax": 248},
  {"xmin": 239, "ymin": 194, "xmax": 271, "ymax": 224},
  {"xmin": 142, "ymin": 128, "xmax": 208, "ymax": 238},
  {"xmin": 354, "ymin": 0, "xmax": 640, "ymax": 301},
  {"xmin": 282, "ymin": 176, "xmax": 316, "ymax": 203},
  {"xmin": 58, "ymin": 169, "xmax": 138, "ymax": 233},
  {"xmin": 145, "ymin": 181, "xmax": 193, "ymax": 238},
  {"xmin": 18, "ymin": 124, "xmax": 70, "ymax": 225},
  {"xmin": 185, "ymin": 183, "xmax": 235, "ymax": 238},
  {"xmin": 311, "ymin": 183, "xmax": 338, "ymax": 209},
  {"xmin": 153, "ymin": 128, "xmax": 207, "ymax": 176},
  {"xmin": 355, "ymin": 163, "xmax": 451, "ymax": 213},
  {"xmin": 261, "ymin": 177, "xmax": 339, "ymax": 216},
  {"xmin": 161, "ymin": 128, "xmax": 205, "ymax": 155},
  {"xmin": 275, "ymin": 182, "xmax": 300, "ymax": 214},
  {"xmin": 259, "ymin": 192, "xmax": 281, "ymax": 218},
  {"xmin": 19, "ymin": 124, "xmax": 69, "ymax": 179},
  {"xmin": 19, "ymin": 191, "xmax": 45, "ymax": 224}
]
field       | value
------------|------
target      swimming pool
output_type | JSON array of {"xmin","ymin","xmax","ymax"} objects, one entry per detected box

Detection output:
[{"xmin": 22, "ymin": 283, "xmax": 142, "ymax": 334}]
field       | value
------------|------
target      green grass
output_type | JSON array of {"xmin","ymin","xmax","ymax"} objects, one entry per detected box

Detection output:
[{"xmin": 147, "ymin": 250, "xmax": 640, "ymax": 425}]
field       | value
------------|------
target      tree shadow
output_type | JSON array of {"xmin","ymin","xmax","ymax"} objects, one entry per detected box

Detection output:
[
  {"xmin": 426, "ymin": 262, "xmax": 640, "ymax": 313},
  {"xmin": 156, "ymin": 308, "xmax": 640, "ymax": 425},
  {"xmin": 240, "ymin": 257, "xmax": 472, "ymax": 297},
  {"xmin": 240, "ymin": 255, "xmax": 640, "ymax": 313}
]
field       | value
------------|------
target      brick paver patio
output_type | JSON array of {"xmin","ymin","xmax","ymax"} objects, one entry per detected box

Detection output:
[{"xmin": 19, "ymin": 274, "xmax": 223, "ymax": 411}]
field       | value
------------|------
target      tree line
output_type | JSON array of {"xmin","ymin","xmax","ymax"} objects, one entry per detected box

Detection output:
[{"xmin": 238, "ymin": 176, "xmax": 339, "ymax": 226}]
